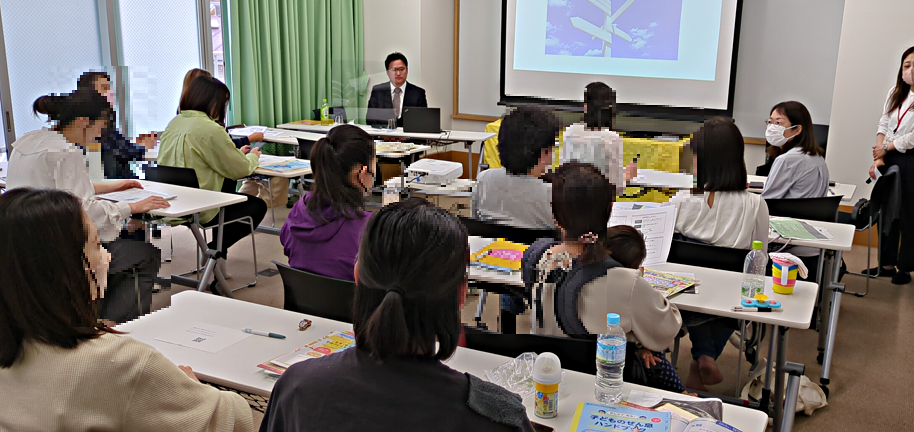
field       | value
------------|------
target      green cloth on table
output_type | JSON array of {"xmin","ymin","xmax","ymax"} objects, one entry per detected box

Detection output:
[{"xmin": 159, "ymin": 110, "xmax": 258, "ymax": 224}]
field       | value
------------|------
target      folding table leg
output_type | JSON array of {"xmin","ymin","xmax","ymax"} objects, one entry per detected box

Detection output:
[
  {"xmin": 779, "ymin": 362, "xmax": 805, "ymax": 432},
  {"xmin": 772, "ymin": 326, "xmax": 788, "ymax": 432},
  {"xmin": 820, "ymin": 280, "xmax": 844, "ymax": 398},
  {"xmin": 759, "ymin": 324, "xmax": 776, "ymax": 415}
]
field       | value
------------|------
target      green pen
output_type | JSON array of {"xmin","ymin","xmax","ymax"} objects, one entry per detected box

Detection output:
[{"xmin": 243, "ymin": 328, "xmax": 286, "ymax": 339}]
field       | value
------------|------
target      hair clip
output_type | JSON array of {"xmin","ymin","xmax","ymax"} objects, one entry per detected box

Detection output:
[{"xmin": 580, "ymin": 232, "xmax": 598, "ymax": 244}]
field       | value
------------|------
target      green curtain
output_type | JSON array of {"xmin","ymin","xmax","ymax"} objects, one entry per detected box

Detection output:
[{"xmin": 223, "ymin": 0, "xmax": 367, "ymax": 141}]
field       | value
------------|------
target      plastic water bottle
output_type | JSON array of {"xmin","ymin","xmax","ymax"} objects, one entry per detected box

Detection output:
[
  {"xmin": 320, "ymin": 98, "xmax": 331, "ymax": 125},
  {"xmin": 595, "ymin": 313, "xmax": 626, "ymax": 404},
  {"xmin": 740, "ymin": 240, "xmax": 767, "ymax": 300}
]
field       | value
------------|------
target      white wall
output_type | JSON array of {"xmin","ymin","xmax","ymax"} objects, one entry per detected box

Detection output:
[
  {"xmin": 826, "ymin": 0, "xmax": 914, "ymax": 200},
  {"xmin": 362, "ymin": 0, "xmax": 422, "ymax": 95}
]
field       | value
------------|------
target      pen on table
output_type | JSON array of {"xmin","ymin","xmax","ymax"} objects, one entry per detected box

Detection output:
[
  {"xmin": 243, "ymin": 328, "xmax": 286, "ymax": 339},
  {"xmin": 730, "ymin": 306, "xmax": 781, "ymax": 313}
]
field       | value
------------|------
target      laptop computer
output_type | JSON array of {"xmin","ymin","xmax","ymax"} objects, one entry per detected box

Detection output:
[{"xmin": 402, "ymin": 107, "xmax": 442, "ymax": 133}]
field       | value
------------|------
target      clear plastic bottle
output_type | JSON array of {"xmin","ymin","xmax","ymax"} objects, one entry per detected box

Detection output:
[
  {"xmin": 595, "ymin": 313, "xmax": 626, "ymax": 404},
  {"xmin": 320, "ymin": 98, "xmax": 331, "ymax": 125},
  {"xmin": 740, "ymin": 240, "xmax": 767, "ymax": 300}
]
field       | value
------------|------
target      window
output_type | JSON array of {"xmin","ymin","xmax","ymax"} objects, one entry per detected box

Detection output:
[{"xmin": 211, "ymin": 1, "xmax": 225, "ymax": 82}]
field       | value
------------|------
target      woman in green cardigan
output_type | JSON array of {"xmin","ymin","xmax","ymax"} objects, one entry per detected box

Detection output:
[{"xmin": 159, "ymin": 76, "xmax": 267, "ymax": 265}]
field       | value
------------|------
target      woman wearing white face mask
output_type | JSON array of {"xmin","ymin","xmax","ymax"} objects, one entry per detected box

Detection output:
[
  {"xmin": 0, "ymin": 188, "xmax": 254, "ymax": 432},
  {"xmin": 867, "ymin": 46, "xmax": 914, "ymax": 285},
  {"xmin": 6, "ymin": 89, "xmax": 169, "ymax": 323},
  {"xmin": 761, "ymin": 101, "xmax": 829, "ymax": 199}
]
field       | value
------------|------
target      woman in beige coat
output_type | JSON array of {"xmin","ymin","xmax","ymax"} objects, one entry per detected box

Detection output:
[{"xmin": 0, "ymin": 188, "xmax": 252, "ymax": 432}]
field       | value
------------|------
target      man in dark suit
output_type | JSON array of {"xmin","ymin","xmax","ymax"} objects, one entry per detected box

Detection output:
[{"xmin": 367, "ymin": 52, "xmax": 427, "ymax": 127}]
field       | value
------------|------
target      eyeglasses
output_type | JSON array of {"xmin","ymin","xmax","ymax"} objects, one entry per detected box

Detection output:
[
  {"xmin": 765, "ymin": 119, "xmax": 793, "ymax": 127},
  {"xmin": 388, "ymin": 67, "xmax": 407, "ymax": 74}
]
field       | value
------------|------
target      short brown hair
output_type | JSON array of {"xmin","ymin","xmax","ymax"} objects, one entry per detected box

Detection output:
[
  {"xmin": 606, "ymin": 225, "xmax": 646, "ymax": 269},
  {"xmin": 769, "ymin": 101, "xmax": 824, "ymax": 157},
  {"xmin": 179, "ymin": 75, "xmax": 230, "ymax": 125}
]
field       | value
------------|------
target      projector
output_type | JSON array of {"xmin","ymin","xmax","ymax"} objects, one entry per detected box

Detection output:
[{"xmin": 405, "ymin": 159, "xmax": 463, "ymax": 186}]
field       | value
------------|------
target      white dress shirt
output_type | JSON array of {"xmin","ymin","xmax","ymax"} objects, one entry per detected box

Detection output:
[
  {"xmin": 671, "ymin": 190, "xmax": 770, "ymax": 251},
  {"xmin": 877, "ymin": 87, "xmax": 914, "ymax": 152},
  {"xmin": 6, "ymin": 128, "xmax": 131, "ymax": 242},
  {"xmin": 390, "ymin": 81, "xmax": 407, "ymax": 118},
  {"xmin": 560, "ymin": 123, "xmax": 625, "ymax": 194},
  {"xmin": 761, "ymin": 147, "xmax": 829, "ymax": 199}
]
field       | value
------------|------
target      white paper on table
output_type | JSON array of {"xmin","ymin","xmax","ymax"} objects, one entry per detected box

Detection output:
[
  {"xmin": 815, "ymin": 227, "xmax": 834, "ymax": 239},
  {"xmin": 154, "ymin": 321, "xmax": 251, "ymax": 353},
  {"xmin": 258, "ymin": 155, "xmax": 296, "ymax": 167},
  {"xmin": 263, "ymin": 130, "xmax": 283, "ymax": 137},
  {"xmin": 230, "ymin": 126, "xmax": 268, "ymax": 136},
  {"xmin": 627, "ymin": 389, "xmax": 723, "ymax": 407},
  {"xmin": 608, "ymin": 205, "xmax": 677, "ymax": 266}
]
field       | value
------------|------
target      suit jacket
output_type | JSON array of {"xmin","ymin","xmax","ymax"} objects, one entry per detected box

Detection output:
[{"xmin": 367, "ymin": 82, "xmax": 428, "ymax": 127}]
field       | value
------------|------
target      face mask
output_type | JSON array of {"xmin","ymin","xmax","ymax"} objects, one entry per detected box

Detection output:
[
  {"xmin": 104, "ymin": 91, "xmax": 115, "ymax": 108},
  {"xmin": 86, "ymin": 245, "xmax": 111, "ymax": 300},
  {"xmin": 904, "ymin": 69, "xmax": 913, "ymax": 86},
  {"xmin": 766, "ymin": 124, "xmax": 797, "ymax": 147}
]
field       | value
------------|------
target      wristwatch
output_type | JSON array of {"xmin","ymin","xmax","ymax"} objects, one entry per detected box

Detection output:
[{"xmin": 884, "ymin": 143, "xmax": 889, "ymax": 152}]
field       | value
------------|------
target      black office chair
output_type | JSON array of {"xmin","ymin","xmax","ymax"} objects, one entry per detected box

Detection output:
[
  {"xmin": 667, "ymin": 238, "xmax": 748, "ymax": 273},
  {"xmin": 463, "ymin": 326, "xmax": 597, "ymax": 375},
  {"xmin": 145, "ymin": 165, "xmax": 259, "ymax": 290},
  {"xmin": 765, "ymin": 195, "xmax": 842, "ymax": 223},
  {"xmin": 459, "ymin": 216, "xmax": 559, "ymax": 332},
  {"xmin": 837, "ymin": 168, "xmax": 898, "ymax": 296},
  {"xmin": 274, "ymin": 260, "xmax": 355, "ymax": 323},
  {"xmin": 813, "ymin": 124, "xmax": 829, "ymax": 155}
]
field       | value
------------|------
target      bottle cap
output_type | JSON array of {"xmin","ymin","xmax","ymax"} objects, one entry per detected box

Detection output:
[
  {"xmin": 323, "ymin": 98, "xmax": 328, "ymax": 102},
  {"xmin": 752, "ymin": 240, "xmax": 763, "ymax": 250},
  {"xmin": 606, "ymin": 313, "xmax": 621, "ymax": 326},
  {"xmin": 532, "ymin": 352, "xmax": 562, "ymax": 385}
]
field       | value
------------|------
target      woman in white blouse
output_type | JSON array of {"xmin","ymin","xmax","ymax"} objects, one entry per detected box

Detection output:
[
  {"xmin": 561, "ymin": 82, "xmax": 636, "ymax": 193},
  {"xmin": 868, "ymin": 46, "xmax": 914, "ymax": 285},
  {"xmin": 671, "ymin": 117, "xmax": 770, "ymax": 391}
]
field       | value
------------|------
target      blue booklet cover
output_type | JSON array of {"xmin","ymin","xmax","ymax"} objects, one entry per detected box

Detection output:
[{"xmin": 570, "ymin": 402, "xmax": 671, "ymax": 432}]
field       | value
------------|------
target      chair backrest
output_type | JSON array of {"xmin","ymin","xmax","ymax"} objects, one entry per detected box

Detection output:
[
  {"xmin": 144, "ymin": 165, "xmax": 199, "ymax": 189},
  {"xmin": 668, "ymin": 239, "xmax": 748, "ymax": 273},
  {"xmin": 463, "ymin": 326, "xmax": 597, "ymax": 375},
  {"xmin": 765, "ymin": 195, "xmax": 842, "ymax": 223},
  {"xmin": 273, "ymin": 260, "xmax": 355, "ymax": 323},
  {"xmin": 458, "ymin": 216, "xmax": 558, "ymax": 245},
  {"xmin": 813, "ymin": 124, "xmax": 828, "ymax": 154},
  {"xmin": 296, "ymin": 137, "xmax": 320, "ymax": 160}
]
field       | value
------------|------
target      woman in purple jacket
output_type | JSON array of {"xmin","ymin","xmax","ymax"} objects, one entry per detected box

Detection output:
[{"xmin": 280, "ymin": 125, "xmax": 377, "ymax": 280}]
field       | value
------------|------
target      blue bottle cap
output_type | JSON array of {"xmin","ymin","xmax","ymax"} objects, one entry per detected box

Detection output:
[{"xmin": 606, "ymin": 313, "xmax": 621, "ymax": 326}]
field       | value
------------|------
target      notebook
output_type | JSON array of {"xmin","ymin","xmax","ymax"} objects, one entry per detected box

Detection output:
[
  {"xmin": 96, "ymin": 188, "xmax": 177, "ymax": 203},
  {"xmin": 471, "ymin": 238, "xmax": 529, "ymax": 273},
  {"xmin": 257, "ymin": 330, "xmax": 356, "ymax": 376},
  {"xmin": 642, "ymin": 269, "xmax": 698, "ymax": 298}
]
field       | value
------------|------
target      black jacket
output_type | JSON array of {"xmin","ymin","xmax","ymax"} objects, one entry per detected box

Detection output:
[{"xmin": 366, "ymin": 82, "xmax": 428, "ymax": 127}]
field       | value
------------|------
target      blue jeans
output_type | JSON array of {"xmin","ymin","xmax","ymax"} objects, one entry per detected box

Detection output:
[
  {"xmin": 681, "ymin": 312, "xmax": 737, "ymax": 361},
  {"xmin": 500, "ymin": 294, "xmax": 526, "ymax": 315}
]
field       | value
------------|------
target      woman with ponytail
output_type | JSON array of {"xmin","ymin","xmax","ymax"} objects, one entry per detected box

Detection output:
[
  {"xmin": 522, "ymin": 162, "xmax": 685, "ymax": 392},
  {"xmin": 262, "ymin": 198, "xmax": 534, "ymax": 432},
  {"xmin": 280, "ymin": 125, "xmax": 376, "ymax": 280}
]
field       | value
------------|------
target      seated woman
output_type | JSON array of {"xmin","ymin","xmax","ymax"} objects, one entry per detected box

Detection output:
[
  {"xmin": 262, "ymin": 199, "xmax": 534, "ymax": 432},
  {"xmin": 179, "ymin": 68, "xmax": 263, "ymax": 148},
  {"xmin": 6, "ymin": 89, "xmax": 169, "ymax": 323},
  {"xmin": 521, "ymin": 162, "xmax": 685, "ymax": 393},
  {"xmin": 77, "ymin": 71, "xmax": 158, "ymax": 180},
  {"xmin": 560, "ymin": 82, "xmax": 637, "ymax": 192},
  {"xmin": 159, "ymin": 75, "xmax": 267, "ymax": 276},
  {"xmin": 671, "ymin": 117, "xmax": 770, "ymax": 391},
  {"xmin": 280, "ymin": 125, "xmax": 376, "ymax": 281},
  {"xmin": 0, "ymin": 188, "xmax": 252, "ymax": 432},
  {"xmin": 761, "ymin": 101, "xmax": 828, "ymax": 199}
]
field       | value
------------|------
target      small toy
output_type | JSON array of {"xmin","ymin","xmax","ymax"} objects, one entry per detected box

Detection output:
[{"xmin": 739, "ymin": 294, "xmax": 782, "ymax": 310}]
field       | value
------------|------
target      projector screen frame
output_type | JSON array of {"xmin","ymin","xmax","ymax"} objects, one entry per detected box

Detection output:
[{"xmin": 499, "ymin": 0, "xmax": 745, "ymax": 122}]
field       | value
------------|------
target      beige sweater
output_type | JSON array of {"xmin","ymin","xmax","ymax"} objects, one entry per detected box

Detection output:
[
  {"xmin": 0, "ymin": 333, "xmax": 253, "ymax": 432},
  {"xmin": 531, "ymin": 251, "xmax": 682, "ymax": 352}
]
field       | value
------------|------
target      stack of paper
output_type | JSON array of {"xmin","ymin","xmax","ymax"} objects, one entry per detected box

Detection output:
[
  {"xmin": 257, "ymin": 330, "xmax": 356, "ymax": 376},
  {"xmin": 96, "ymin": 188, "xmax": 177, "ymax": 203}
]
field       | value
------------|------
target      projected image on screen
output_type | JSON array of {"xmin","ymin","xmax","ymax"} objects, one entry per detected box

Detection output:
[{"xmin": 545, "ymin": 0, "xmax": 683, "ymax": 61}]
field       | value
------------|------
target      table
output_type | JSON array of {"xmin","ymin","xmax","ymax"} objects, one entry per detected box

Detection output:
[
  {"xmin": 629, "ymin": 168, "xmax": 693, "ymax": 189},
  {"xmin": 768, "ymin": 218, "xmax": 855, "ymax": 397},
  {"xmin": 468, "ymin": 236, "xmax": 816, "ymax": 431},
  {"xmin": 138, "ymin": 180, "xmax": 246, "ymax": 296},
  {"xmin": 383, "ymin": 177, "xmax": 475, "ymax": 193},
  {"xmin": 277, "ymin": 122, "xmax": 495, "ymax": 180},
  {"xmin": 117, "ymin": 290, "xmax": 769, "ymax": 432},
  {"xmin": 748, "ymin": 174, "xmax": 857, "ymax": 205}
]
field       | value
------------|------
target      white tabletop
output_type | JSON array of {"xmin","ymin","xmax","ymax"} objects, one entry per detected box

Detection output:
[
  {"xmin": 230, "ymin": 128, "xmax": 324, "ymax": 146},
  {"xmin": 117, "ymin": 291, "xmax": 767, "ymax": 432},
  {"xmin": 748, "ymin": 174, "xmax": 857, "ymax": 205},
  {"xmin": 629, "ymin": 168, "xmax": 694, "ymax": 189},
  {"xmin": 384, "ymin": 177, "xmax": 475, "ymax": 193},
  {"xmin": 138, "ymin": 180, "xmax": 246, "ymax": 218},
  {"xmin": 276, "ymin": 122, "xmax": 496, "ymax": 143},
  {"xmin": 468, "ymin": 237, "xmax": 817, "ymax": 329},
  {"xmin": 768, "ymin": 217, "xmax": 855, "ymax": 252}
]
